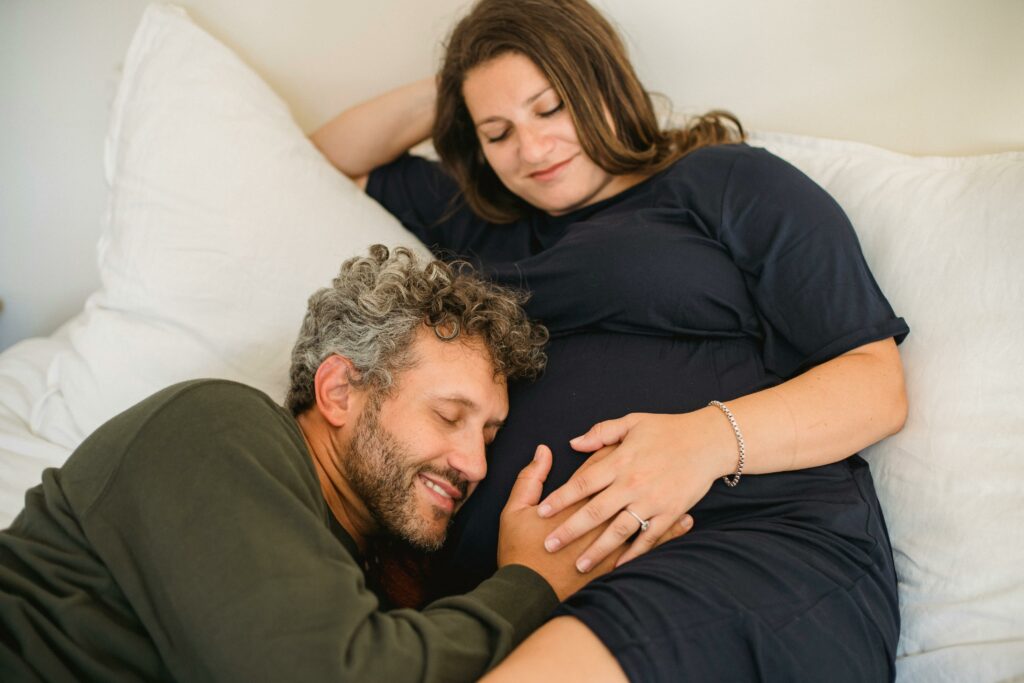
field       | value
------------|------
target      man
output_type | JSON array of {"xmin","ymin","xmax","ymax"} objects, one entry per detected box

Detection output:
[{"xmin": 0, "ymin": 246, "xmax": 618, "ymax": 682}]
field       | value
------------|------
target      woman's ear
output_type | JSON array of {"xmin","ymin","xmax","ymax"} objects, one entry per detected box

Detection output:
[{"xmin": 313, "ymin": 354, "xmax": 358, "ymax": 427}]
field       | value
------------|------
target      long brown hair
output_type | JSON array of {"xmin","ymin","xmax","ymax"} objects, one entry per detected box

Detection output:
[{"xmin": 434, "ymin": 0, "xmax": 745, "ymax": 223}]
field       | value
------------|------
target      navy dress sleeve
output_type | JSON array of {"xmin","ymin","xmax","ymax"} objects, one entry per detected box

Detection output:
[
  {"xmin": 713, "ymin": 147, "xmax": 908, "ymax": 379},
  {"xmin": 367, "ymin": 154, "xmax": 537, "ymax": 264},
  {"xmin": 366, "ymin": 154, "xmax": 461, "ymax": 244}
]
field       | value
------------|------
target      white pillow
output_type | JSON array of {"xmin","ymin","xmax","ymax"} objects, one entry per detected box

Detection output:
[
  {"xmin": 46, "ymin": 4, "xmax": 428, "ymax": 441},
  {"xmin": 750, "ymin": 132, "xmax": 1024, "ymax": 681}
]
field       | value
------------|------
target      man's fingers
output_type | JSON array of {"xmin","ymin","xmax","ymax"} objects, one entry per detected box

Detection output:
[
  {"xmin": 661, "ymin": 514, "xmax": 694, "ymax": 543},
  {"xmin": 505, "ymin": 445, "xmax": 552, "ymax": 511}
]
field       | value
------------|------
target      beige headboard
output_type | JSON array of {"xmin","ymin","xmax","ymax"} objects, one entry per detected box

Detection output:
[{"xmin": 2, "ymin": 0, "xmax": 1022, "ymax": 349}]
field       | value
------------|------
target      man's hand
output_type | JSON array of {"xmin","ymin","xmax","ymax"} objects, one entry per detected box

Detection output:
[
  {"xmin": 498, "ymin": 446, "xmax": 609, "ymax": 600},
  {"xmin": 497, "ymin": 445, "xmax": 687, "ymax": 600}
]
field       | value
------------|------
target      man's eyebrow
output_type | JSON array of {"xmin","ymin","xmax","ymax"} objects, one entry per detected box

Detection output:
[
  {"xmin": 473, "ymin": 87, "xmax": 554, "ymax": 128},
  {"xmin": 434, "ymin": 395, "xmax": 505, "ymax": 429}
]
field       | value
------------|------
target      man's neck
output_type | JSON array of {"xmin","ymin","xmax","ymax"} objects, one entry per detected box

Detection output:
[{"xmin": 296, "ymin": 411, "xmax": 376, "ymax": 553}]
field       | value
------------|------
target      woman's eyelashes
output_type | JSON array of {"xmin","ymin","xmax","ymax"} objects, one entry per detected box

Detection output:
[
  {"xmin": 480, "ymin": 101, "xmax": 565, "ymax": 144},
  {"xmin": 484, "ymin": 129, "xmax": 510, "ymax": 144},
  {"xmin": 539, "ymin": 101, "xmax": 564, "ymax": 117}
]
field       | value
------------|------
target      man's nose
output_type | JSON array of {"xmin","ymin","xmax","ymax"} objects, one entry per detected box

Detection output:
[{"xmin": 449, "ymin": 435, "xmax": 488, "ymax": 485}]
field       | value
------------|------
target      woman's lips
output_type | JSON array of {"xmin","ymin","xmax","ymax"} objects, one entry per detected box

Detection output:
[{"xmin": 529, "ymin": 155, "xmax": 574, "ymax": 181}]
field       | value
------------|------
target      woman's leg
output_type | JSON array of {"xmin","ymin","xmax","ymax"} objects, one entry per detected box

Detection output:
[{"xmin": 481, "ymin": 617, "xmax": 628, "ymax": 683}]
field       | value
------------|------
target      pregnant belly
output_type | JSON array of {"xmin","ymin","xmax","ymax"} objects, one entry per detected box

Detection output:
[{"xmin": 444, "ymin": 330, "xmax": 767, "ymax": 591}]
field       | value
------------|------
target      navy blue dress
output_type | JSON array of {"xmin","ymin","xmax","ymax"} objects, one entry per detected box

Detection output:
[{"xmin": 367, "ymin": 144, "xmax": 908, "ymax": 681}]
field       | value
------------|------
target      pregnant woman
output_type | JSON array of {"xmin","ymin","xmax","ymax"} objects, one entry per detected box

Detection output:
[{"xmin": 312, "ymin": 0, "xmax": 909, "ymax": 679}]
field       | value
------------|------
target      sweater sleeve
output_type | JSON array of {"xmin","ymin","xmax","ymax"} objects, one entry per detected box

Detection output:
[{"xmin": 64, "ymin": 381, "xmax": 557, "ymax": 683}]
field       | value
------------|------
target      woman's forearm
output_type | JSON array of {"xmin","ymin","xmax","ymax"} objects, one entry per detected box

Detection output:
[
  {"xmin": 703, "ymin": 338, "xmax": 908, "ymax": 478},
  {"xmin": 538, "ymin": 338, "xmax": 908, "ymax": 568},
  {"xmin": 310, "ymin": 77, "xmax": 437, "ymax": 184},
  {"xmin": 567, "ymin": 337, "xmax": 908, "ymax": 482}
]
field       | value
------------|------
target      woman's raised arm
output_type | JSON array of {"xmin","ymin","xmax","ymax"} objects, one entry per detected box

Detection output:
[{"xmin": 311, "ymin": 77, "xmax": 437, "ymax": 189}]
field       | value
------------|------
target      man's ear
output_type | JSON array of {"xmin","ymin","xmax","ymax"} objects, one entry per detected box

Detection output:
[{"xmin": 313, "ymin": 355, "xmax": 359, "ymax": 428}]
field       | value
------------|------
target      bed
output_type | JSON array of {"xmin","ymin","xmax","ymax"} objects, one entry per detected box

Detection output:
[{"xmin": 2, "ymin": 3, "xmax": 1022, "ymax": 680}]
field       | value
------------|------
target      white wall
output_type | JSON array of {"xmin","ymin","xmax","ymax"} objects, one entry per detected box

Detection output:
[
  {"xmin": 608, "ymin": 0, "xmax": 1024, "ymax": 155},
  {"xmin": 2, "ymin": 1, "xmax": 149, "ymax": 352},
  {"xmin": 2, "ymin": 0, "xmax": 1022, "ymax": 351}
]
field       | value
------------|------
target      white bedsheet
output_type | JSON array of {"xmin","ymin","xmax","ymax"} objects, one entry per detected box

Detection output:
[{"xmin": 0, "ymin": 325, "xmax": 76, "ymax": 528}]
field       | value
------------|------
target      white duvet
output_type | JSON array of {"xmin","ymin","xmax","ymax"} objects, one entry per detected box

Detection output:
[{"xmin": 0, "ymin": 329, "xmax": 74, "ymax": 526}]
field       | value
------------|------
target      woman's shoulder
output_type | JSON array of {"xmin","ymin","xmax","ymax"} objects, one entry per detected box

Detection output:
[
  {"xmin": 642, "ymin": 143, "xmax": 778, "ymax": 203},
  {"xmin": 643, "ymin": 143, "xmax": 843, "ymax": 230},
  {"xmin": 661, "ymin": 143, "xmax": 827, "ymax": 202},
  {"xmin": 665, "ymin": 143, "xmax": 790, "ymax": 178}
]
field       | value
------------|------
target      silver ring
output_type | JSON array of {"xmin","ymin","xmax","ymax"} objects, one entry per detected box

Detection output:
[{"xmin": 625, "ymin": 509, "xmax": 650, "ymax": 533}]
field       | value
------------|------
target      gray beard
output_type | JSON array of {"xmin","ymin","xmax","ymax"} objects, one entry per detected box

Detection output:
[{"xmin": 341, "ymin": 397, "xmax": 463, "ymax": 551}]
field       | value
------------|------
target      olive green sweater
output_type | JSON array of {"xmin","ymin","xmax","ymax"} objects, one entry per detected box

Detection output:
[{"xmin": 0, "ymin": 380, "xmax": 558, "ymax": 682}]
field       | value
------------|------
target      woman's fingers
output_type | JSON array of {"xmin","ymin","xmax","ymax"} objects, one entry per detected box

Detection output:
[
  {"xmin": 574, "ymin": 443, "xmax": 618, "ymax": 473},
  {"xmin": 572, "ymin": 512, "xmax": 695, "ymax": 572},
  {"xmin": 539, "ymin": 415, "xmax": 645, "ymax": 517},
  {"xmin": 537, "ymin": 454, "xmax": 616, "ymax": 519},
  {"xmin": 572, "ymin": 509, "xmax": 655, "ymax": 572},
  {"xmin": 568, "ymin": 414, "xmax": 641, "ymax": 453},
  {"xmin": 617, "ymin": 514, "xmax": 694, "ymax": 567},
  {"xmin": 541, "ymin": 485, "xmax": 623, "ymax": 552}
]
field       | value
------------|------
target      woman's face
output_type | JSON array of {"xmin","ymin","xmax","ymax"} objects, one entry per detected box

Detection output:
[{"xmin": 462, "ymin": 52, "xmax": 638, "ymax": 215}]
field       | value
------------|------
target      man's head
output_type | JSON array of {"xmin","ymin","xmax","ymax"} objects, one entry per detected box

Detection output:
[{"xmin": 287, "ymin": 245, "xmax": 547, "ymax": 550}]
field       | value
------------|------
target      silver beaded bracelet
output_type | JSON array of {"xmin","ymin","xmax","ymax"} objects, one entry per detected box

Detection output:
[{"xmin": 708, "ymin": 400, "xmax": 745, "ymax": 487}]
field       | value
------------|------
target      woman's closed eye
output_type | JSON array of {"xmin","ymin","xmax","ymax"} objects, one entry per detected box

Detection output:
[
  {"xmin": 483, "ymin": 128, "xmax": 510, "ymax": 144},
  {"xmin": 479, "ymin": 102, "xmax": 562, "ymax": 143},
  {"xmin": 538, "ymin": 101, "xmax": 564, "ymax": 117}
]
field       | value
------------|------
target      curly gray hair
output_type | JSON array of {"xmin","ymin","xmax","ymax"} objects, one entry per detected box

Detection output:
[{"xmin": 286, "ymin": 245, "xmax": 548, "ymax": 415}]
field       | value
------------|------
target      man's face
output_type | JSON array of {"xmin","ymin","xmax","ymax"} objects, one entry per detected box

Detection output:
[{"xmin": 342, "ymin": 327, "xmax": 508, "ymax": 551}]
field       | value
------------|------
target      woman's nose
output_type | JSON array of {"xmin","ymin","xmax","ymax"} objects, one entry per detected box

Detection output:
[{"xmin": 518, "ymin": 124, "xmax": 553, "ymax": 164}]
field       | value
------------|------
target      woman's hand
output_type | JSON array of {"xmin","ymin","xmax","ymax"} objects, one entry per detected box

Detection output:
[
  {"xmin": 537, "ymin": 410, "xmax": 733, "ymax": 571},
  {"xmin": 502, "ymin": 444, "xmax": 694, "ymax": 595}
]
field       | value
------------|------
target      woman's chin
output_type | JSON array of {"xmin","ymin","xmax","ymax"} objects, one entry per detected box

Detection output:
[{"xmin": 530, "ymin": 192, "xmax": 588, "ymax": 216}]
